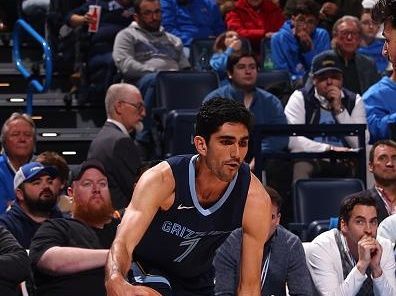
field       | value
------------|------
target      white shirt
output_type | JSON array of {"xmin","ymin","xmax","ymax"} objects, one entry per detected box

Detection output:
[
  {"xmin": 378, "ymin": 214, "xmax": 396, "ymax": 244},
  {"xmin": 106, "ymin": 119, "xmax": 129, "ymax": 136},
  {"xmin": 284, "ymin": 89, "xmax": 367, "ymax": 152},
  {"xmin": 307, "ymin": 229, "xmax": 396, "ymax": 296}
]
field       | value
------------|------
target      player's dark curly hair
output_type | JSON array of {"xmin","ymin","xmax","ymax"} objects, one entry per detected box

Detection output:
[
  {"xmin": 195, "ymin": 97, "xmax": 253, "ymax": 143},
  {"xmin": 372, "ymin": 0, "xmax": 396, "ymax": 28}
]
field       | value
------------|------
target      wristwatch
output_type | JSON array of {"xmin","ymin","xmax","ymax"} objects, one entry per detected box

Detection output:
[{"xmin": 333, "ymin": 107, "xmax": 344, "ymax": 115}]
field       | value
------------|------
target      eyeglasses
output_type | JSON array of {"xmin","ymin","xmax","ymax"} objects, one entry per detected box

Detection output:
[
  {"xmin": 338, "ymin": 30, "xmax": 360, "ymax": 39},
  {"xmin": 121, "ymin": 100, "xmax": 145, "ymax": 112}
]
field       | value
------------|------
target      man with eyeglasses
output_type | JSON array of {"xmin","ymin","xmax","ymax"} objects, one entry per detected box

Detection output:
[
  {"xmin": 306, "ymin": 192, "xmax": 396, "ymax": 295},
  {"xmin": 113, "ymin": 0, "xmax": 190, "ymax": 159},
  {"xmin": 363, "ymin": 0, "xmax": 396, "ymax": 144},
  {"xmin": 271, "ymin": 0, "xmax": 330, "ymax": 87},
  {"xmin": 88, "ymin": 83, "xmax": 145, "ymax": 210},
  {"xmin": 331, "ymin": 15, "xmax": 380, "ymax": 94}
]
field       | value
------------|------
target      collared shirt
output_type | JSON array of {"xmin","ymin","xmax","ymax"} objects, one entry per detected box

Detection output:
[
  {"xmin": 375, "ymin": 186, "xmax": 396, "ymax": 215},
  {"xmin": 106, "ymin": 119, "xmax": 129, "ymax": 136}
]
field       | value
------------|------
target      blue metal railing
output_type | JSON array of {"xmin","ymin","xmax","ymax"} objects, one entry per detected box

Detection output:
[{"xmin": 12, "ymin": 19, "xmax": 52, "ymax": 115}]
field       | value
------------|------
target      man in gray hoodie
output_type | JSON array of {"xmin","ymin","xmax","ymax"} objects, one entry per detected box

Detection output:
[{"xmin": 113, "ymin": 0, "xmax": 190, "ymax": 158}]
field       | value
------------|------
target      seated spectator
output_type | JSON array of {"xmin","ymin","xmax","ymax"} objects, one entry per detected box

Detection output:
[
  {"xmin": 113, "ymin": 0, "xmax": 190, "ymax": 158},
  {"xmin": 309, "ymin": 0, "xmax": 363, "ymax": 33},
  {"xmin": 271, "ymin": 0, "xmax": 330, "ymax": 87},
  {"xmin": 358, "ymin": 8, "xmax": 388, "ymax": 74},
  {"xmin": 66, "ymin": 0, "xmax": 134, "ymax": 103},
  {"xmin": 213, "ymin": 186, "xmax": 314, "ymax": 295},
  {"xmin": 204, "ymin": 53, "xmax": 288, "ymax": 155},
  {"xmin": 210, "ymin": 30, "xmax": 242, "ymax": 83},
  {"xmin": 0, "ymin": 162, "xmax": 62, "ymax": 248},
  {"xmin": 0, "ymin": 113, "xmax": 36, "ymax": 213},
  {"xmin": 0, "ymin": 225, "xmax": 31, "ymax": 296},
  {"xmin": 46, "ymin": 0, "xmax": 86, "ymax": 74},
  {"xmin": 35, "ymin": 151, "xmax": 71, "ymax": 216},
  {"xmin": 363, "ymin": 140, "xmax": 396, "ymax": 222},
  {"xmin": 225, "ymin": 0, "xmax": 284, "ymax": 54},
  {"xmin": 88, "ymin": 84, "xmax": 145, "ymax": 210},
  {"xmin": 29, "ymin": 159, "xmax": 120, "ymax": 296},
  {"xmin": 284, "ymin": 51, "xmax": 367, "ymax": 181},
  {"xmin": 113, "ymin": 0, "xmax": 190, "ymax": 82},
  {"xmin": 307, "ymin": 192, "xmax": 396, "ymax": 295},
  {"xmin": 160, "ymin": 0, "xmax": 225, "ymax": 54},
  {"xmin": 331, "ymin": 15, "xmax": 380, "ymax": 94}
]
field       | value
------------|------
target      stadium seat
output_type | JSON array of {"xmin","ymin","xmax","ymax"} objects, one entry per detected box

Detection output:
[
  {"xmin": 155, "ymin": 71, "xmax": 219, "ymax": 112},
  {"xmin": 256, "ymin": 70, "xmax": 292, "ymax": 106},
  {"xmin": 154, "ymin": 71, "xmax": 219, "ymax": 157},
  {"xmin": 163, "ymin": 109, "xmax": 197, "ymax": 157},
  {"xmin": 189, "ymin": 38, "xmax": 215, "ymax": 71},
  {"xmin": 290, "ymin": 178, "xmax": 364, "ymax": 241}
]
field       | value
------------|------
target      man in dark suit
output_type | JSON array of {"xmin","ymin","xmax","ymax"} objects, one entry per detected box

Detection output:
[
  {"xmin": 364, "ymin": 139, "xmax": 396, "ymax": 223},
  {"xmin": 88, "ymin": 83, "xmax": 145, "ymax": 210}
]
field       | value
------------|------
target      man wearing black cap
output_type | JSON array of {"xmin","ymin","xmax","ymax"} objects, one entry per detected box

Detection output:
[
  {"xmin": 284, "ymin": 50, "xmax": 367, "ymax": 181},
  {"xmin": 29, "ymin": 159, "xmax": 121, "ymax": 296},
  {"xmin": 0, "ymin": 161, "xmax": 62, "ymax": 248}
]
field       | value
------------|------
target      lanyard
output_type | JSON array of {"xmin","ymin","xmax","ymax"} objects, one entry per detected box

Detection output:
[{"xmin": 260, "ymin": 249, "xmax": 271, "ymax": 290}]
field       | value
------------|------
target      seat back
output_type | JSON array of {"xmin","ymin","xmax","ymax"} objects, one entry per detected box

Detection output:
[
  {"xmin": 293, "ymin": 178, "xmax": 365, "ymax": 225},
  {"xmin": 189, "ymin": 38, "xmax": 215, "ymax": 71},
  {"xmin": 256, "ymin": 70, "xmax": 292, "ymax": 106},
  {"xmin": 155, "ymin": 71, "xmax": 219, "ymax": 111},
  {"xmin": 259, "ymin": 37, "xmax": 271, "ymax": 68},
  {"xmin": 163, "ymin": 109, "xmax": 197, "ymax": 157}
]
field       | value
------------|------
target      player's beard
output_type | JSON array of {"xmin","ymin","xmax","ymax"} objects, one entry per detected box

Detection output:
[{"xmin": 72, "ymin": 197, "xmax": 114, "ymax": 227}]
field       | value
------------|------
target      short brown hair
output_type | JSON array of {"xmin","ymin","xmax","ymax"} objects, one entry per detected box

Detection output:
[
  {"xmin": 36, "ymin": 151, "xmax": 69, "ymax": 183},
  {"xmin": 369, "ymin": 139, "xmax": 396, "ymax": 163}
]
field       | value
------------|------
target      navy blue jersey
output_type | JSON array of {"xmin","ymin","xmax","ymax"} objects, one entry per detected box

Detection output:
[{"xmin": 134, "ymin": 154, "xmax": 251, "ymax": 295}]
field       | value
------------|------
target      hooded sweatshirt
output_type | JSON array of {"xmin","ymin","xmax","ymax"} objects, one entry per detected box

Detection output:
[{"xmin": 271, "ymin": 20, "xmax": 330, "ymax": 79}]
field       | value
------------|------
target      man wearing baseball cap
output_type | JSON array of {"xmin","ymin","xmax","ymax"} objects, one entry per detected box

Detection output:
[
  {"xmin": 28, "ymin": 159, "xmax": 126, "ymax": 296},
  {"xmin": 0, "ymin": 161, "xmax": 62, "ymax": 248},
  {"xmin": 284, "ymin": 50, "xmax": 367, "ymax": 181}
]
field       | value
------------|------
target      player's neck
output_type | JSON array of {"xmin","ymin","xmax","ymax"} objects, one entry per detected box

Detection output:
[{"xmin": 195, "ymin": 159, "xmax": 229, "ymax": 206}]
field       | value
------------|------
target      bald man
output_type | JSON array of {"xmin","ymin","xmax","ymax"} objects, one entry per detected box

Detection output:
[{"xmin": 88, "ymin": 83, "xmax": 146, "ymax": 210}]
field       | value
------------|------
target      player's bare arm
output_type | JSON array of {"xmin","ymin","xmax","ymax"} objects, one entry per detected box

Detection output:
[
  {"xmin": 238, "ymin": 172, "xmax": 272, "ymax": 296},
  {"xmin": 105, "ymin": 161, "xmax": 175, "ymax": 296}
]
